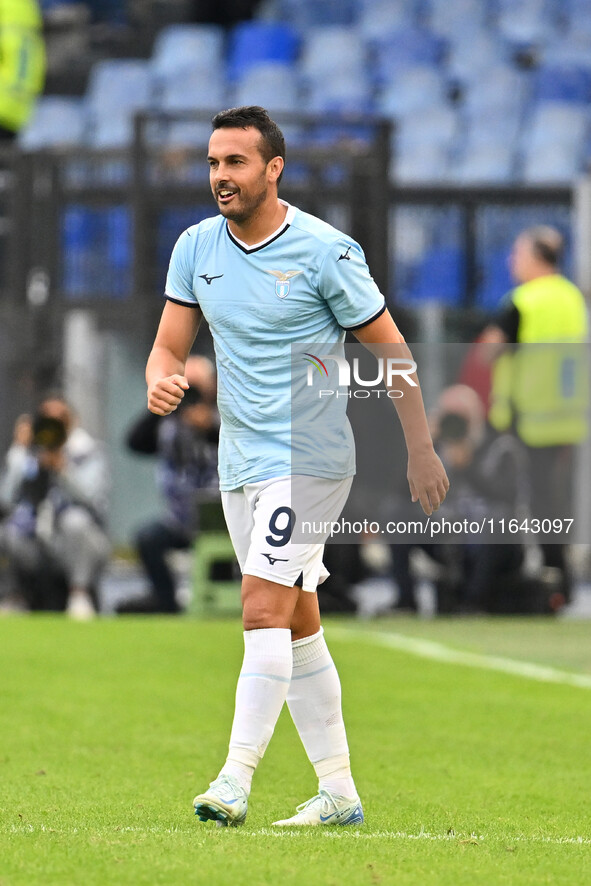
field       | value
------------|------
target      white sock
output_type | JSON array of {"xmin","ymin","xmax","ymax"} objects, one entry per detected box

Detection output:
[
  {"xmin": 219, "ymin": 627, "xmax": 292, "ymax": 795},
  {"xmin": 286, "ymin": 628, "xmax": 357, "ymax": 799}
]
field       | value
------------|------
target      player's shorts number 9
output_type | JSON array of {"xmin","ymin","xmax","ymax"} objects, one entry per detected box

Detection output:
[{"xmin": 266, "ymin": 507, "xmax": 296, "ymax": 547}]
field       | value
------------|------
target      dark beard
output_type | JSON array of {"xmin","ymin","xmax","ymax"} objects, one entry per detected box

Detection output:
[{"xmin": 218, "ymin": 183, "xmax": 268, "ymax": 224}]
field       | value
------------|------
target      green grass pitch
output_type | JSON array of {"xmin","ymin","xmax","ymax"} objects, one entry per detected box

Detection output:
[{"xmin": 1, "ymin": 615, "xmax": 591, "ymax": 885}]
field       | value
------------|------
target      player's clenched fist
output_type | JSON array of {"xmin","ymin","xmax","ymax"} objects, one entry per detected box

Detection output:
[{"xmin": 147, "ymin": 375, "xmax": 189, "ymax": 415}]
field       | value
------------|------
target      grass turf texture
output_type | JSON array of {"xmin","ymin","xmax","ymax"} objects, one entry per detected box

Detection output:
[{"xmin": 1, "ymin": 616, "xmax": 590, "ymax": 886}]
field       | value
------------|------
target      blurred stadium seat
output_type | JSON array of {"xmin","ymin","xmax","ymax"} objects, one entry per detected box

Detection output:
[
  {"xmin": 157, "ymin": 71, "xmax": 226, "ymax": 148},
  {"xmin": 496, "ymin": 0, "xmax": 556, "ymax": 48},
  {"xmin": 377, "ymin": 66, "xmax": 446, "ymax": 117},
  {"xmin": 395, "ymin": 145, "xmax": 451, "ymax": 184},
  {"xmin": 358, "ymin": 0, "xmax": 412, "ymax": 42},
  {"xmin": 307, "ymin": 74, "xmax": 374, "ymax": 115},
  {"xmin": 227, "ymin": 21, "xmax": 299, "ymax": 81},
  {"xmin": 276, "ymin": 0, "xmax": 359, "ymax": 27},
  {"xmin": 85, "ymin": 60, "xmax": 153, "ymax": 148},
  {"xmin": 19, "ymin": 97, "xmax": 86, "ymax": 150},
  {"xmin": 412, "ymin": 245, "xmax": 465, "ymax": 305},
  {"xmin": 463, "ymin": 66, "xmax": 530, "ymax": 117},
  {"xmin": 151, "ymin": 24, "xmax": 225, "ymax": 85},
  {"xmin": 234, "ymin": 62, "xmax": 300, "ymax": 113},
  {"xmin": 452, "ymin": 145, "xmax": 515, "ymax": 184},
  {"xmin": 522, "ymin": 144, "xmax": 583, "ymax": 183},
  {"xmin": 372, "ymin": 26, "xmax": 447, "ymax": 85},
  {"xmin": 299, "ymin": 25, "xmax": 366, "ymax": 86},
  {"xmin": 535, "ymin": 64, "xmax": 591, "ymax": 104},
  {"xmin": 427, "ymin": 0, "xmax": 487, "ymax": 38},
  {"xmin": 446, "ymin": 32, "xmax": 509, "ymax": 84},
  {"xmin": 526, "ymin": 102, "xmax": 588, "ymax": 152},
  {"xmin": 476, "ymin": 247, "xmax": 513, "ymax": 310}
]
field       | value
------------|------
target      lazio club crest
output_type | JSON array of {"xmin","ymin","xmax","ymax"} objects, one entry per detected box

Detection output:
[{"xmin": 264, "ymin": 269, "xmax": 303, "ymax": 299}]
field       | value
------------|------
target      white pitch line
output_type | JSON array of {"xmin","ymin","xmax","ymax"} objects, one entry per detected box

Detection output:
[{"xmin": 328, "ymin": 627, "xmax": 591, "ymax": 690}]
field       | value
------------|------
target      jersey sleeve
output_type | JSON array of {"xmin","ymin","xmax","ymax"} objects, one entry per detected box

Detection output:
[
  {"xmin": 164, "ymin": 229, "xmax": 199, "ymax": 307},
  {"xmin": 318, "ymin": 238, "xmax": 386, "ymax": 330}
]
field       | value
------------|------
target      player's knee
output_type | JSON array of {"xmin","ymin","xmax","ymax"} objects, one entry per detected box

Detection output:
[{"xmin": 241, "ymin": 574, "xmax": 297, "ymax": 630}]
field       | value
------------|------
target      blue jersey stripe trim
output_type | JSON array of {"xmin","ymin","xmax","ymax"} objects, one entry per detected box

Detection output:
[
  {"xmin": 165, "ymin": 294, "xmax": 200, "ymax": 308},
  {"xmin": 341, "ymin": 302, "xmax": 387, "ymax": 331},
  {"xmin": 239, "ymin": 672, "xmax": 291, "ymax": 684},
  {"xmin": 290, "ymin": 663, "xmax": 334, "ymax": 680}
]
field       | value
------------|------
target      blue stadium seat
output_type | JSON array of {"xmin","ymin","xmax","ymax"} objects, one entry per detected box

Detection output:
[
  {"xmin": 358, "ymin": 0, "xmax": 413, "ymax": 43},
  {"xmin": 227, "ymin": 22, "xmax": 299, "ymax": 82},
  {"xmin": 19, "ymin": 97, "xmax": 86, "ymax": 150},
  {"xmin": 307, "ymin": 74, "xmax": 373, "ymax": 115},
  {"xmin": 394, "ymin": 145, "xmax": 451, "ymax": 184},
  {"xmin": 276, "ymin": 0, "xmax": 359, "ymax": 27},
  {"xmin": 446, "ymin": 32, "xmax": 509, "ymax": 83},
  {"xmin": 497, "ymin": 1, "xmax": 556, "ymax": 47},
  {"xmin": 158, "ymin": 71, "xmax": 226, "ymax": 113},
  {"xmin": 476, "ymin": 248, "xmax": 513, "ymax": 311},
  {"xmin": 463, "ymin": 66, "xmax": 529, "ymax": 117},
  {"xmin": 522, "ymin": 143, "xmax": 583, "ymax": 182},
  {"xmin": 565, "ymin": 0, "xmax": 591, "ymax": 35},
  {"xmin": 526, "ymin": 101, "xmax": 588, "ymax": 151},
  {"xmin": 377, "ymin": 66, "xmax": 445, "ymax": 118},
  {"xmin": 397, "ymin": 107, "xmax": 459, "ymax": 152},
  {"xmin": 464, "ymin": 107, "xmax": 523, "ymax": 151},
  {"xmin": 452, "ymin": 145, "xmax": 515, "ymax": 183},
  {"xmin": 234, "ymin": 63, "xmax": 299, "ymax": 113},
  {"xmin": 427, "ymin": 0, "xmax": 487, "ymax": 37},
  {"xmin": 542, "ymin": 36, "xmax": 591, "ymax": 71},
  {"xmin": 62, "ymin": 205, "xmax": 132, "ymax": 299},
  {"xmin": 535, "ymin": 64, "xmax": 591, "ymax": 104},
  {"xmin": 373, "ymin": 27, "xmax": 447, "ymax": 84},
  {"xmin": 85, "ymin": 60, "xmax": 153, "ymax": 148},
  {"xmin": 151, "ymin": 24, "xmax": 225, "ymax": 84},
  {"xmin": 157, "ymin": 71, "xmax": 226, "ymax": 148},
  {"xmin": 299, "ymin": 26, "xmax": 366, "ymax": 86},
  {"xmin": 410, "ymin": 246, "xmax": 465, "ymax": 305}
]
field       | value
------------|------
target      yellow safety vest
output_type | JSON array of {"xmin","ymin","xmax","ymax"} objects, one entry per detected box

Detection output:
[
  {"xmin": 0, "ymin": 0, "xmax": 45, "ymax": 133},
  {"xmin": 489, "ymin": 274, "xmax": 589, "ymax": 446}
]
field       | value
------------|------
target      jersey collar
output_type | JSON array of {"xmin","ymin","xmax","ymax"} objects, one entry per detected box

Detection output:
[{"xmin": 225, "ymin": 200, "xmax": 295, "ymax": 254}]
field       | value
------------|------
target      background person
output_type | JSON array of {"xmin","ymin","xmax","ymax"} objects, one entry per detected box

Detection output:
[
  {"xmin": 0, "ymin": 0, "xmax": 45, "ymax": 142},
  {"xmin": 389, "ymin": 384, "xmax": 527, "ymax": 614},
  {"xmin": 483, "ymin": 226, "xmax": 588, "ymax": 608},
  {"xmin": 2, "ymin": 411, "xmax": 110, "ymax": 617},
  {"xmin": 120, "ymin": 354, "xmax": 219, "ymax": 614},
  {"xmin": 0, "ymin": 395, "xmax": 110, "ymax": 618}
]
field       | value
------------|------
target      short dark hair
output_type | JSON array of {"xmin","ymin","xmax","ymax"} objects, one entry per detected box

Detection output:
[
  {"xmin": 211, "ymin": 106, "xmax": 285, "ymax": 182},
  {"xmin": 523, "ymin": 225, "xmax": 564, "ymax": 267}
]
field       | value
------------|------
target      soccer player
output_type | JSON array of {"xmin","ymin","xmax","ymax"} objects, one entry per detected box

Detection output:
[{"xmin": 146, "ymin": 106, "xmax": 449, "ymax": 827}]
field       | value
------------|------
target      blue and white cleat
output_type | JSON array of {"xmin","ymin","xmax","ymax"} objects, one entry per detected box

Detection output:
[
  {"xmin": 272, "ymin": 789, "xmax": 364, "ymax": 827},
  {"xmin": 193, "ymin": 774, "xmax": 248, "ymax": 827}
]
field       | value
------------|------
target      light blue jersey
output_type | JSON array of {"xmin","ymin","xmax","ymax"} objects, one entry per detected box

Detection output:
[{"xmin": 165, "ymin": 201, "xmax": 386, "ymax": 490}]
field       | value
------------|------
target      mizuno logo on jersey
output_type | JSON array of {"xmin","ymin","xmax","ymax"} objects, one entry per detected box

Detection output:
[
  {"xmin": 264, "ymin": 269, "xmax": 303, "ymax": 299},
  {"xmin": 261, "ymin": 553, "xmax": 289, "ymax": 566},
  {"xmin": 338, "ymin": 246, "xmax": 352, "ymax": 262},
  {"xmin": 199, "ymin": 273, "xmax": 224, "ymax": 285}
]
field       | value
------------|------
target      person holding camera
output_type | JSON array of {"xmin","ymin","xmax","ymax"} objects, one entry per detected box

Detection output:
[{"xmin": 1, "ymin": 404, "xmax": 110, "ymax": 618}]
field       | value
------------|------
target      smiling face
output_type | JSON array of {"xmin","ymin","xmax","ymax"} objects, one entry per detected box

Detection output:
[{"xmin": 207, "ymin": 126, "xmax": 283, "ymax": 225}]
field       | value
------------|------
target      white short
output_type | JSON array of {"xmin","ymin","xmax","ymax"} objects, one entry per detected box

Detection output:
[{"xmin": 221, "ymin": 475, "xmax": 352, "ymax": 592}]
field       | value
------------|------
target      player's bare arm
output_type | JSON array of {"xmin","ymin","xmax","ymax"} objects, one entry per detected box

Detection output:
[
  {"xmin": 147, "ymin": 300, "xmax": 202, "ymax": 415},
  {"xmin": 353, "ymin": 310, "xmax": 450, "ymax": 516}
]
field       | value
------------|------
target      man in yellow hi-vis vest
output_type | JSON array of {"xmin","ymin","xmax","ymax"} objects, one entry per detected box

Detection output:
[
  {"xmin": 0, "ymin": 0, "xmax": 45, "ymax": 141},
  {"xmin": 485, "ymin": 225, "xmax": 588, "ymax": 608}
]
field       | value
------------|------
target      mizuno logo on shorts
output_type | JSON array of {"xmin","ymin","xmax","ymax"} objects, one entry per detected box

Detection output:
[{"xmin": 261, "ymin": 553, "xmax": 289, "ymax": 566}]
